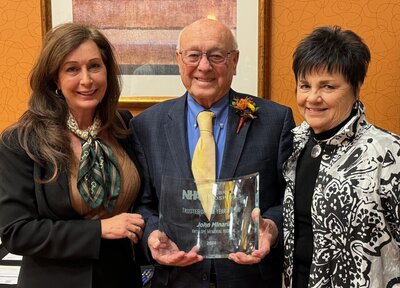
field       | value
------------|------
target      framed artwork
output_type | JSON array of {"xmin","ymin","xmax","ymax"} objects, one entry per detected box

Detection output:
[{"xmin": 41, "ymin": 0, "xmax": 270, "ymax": 111}]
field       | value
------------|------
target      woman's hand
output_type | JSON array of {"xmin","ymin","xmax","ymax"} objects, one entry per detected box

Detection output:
[{"xmin": 100, "ymin": 213, "xmax": 144, "ymax": 243}]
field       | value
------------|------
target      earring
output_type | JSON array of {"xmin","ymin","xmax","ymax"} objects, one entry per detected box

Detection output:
[{"xmin": 55, "ymin": 89, "xmax": 63, "ymax": 97}]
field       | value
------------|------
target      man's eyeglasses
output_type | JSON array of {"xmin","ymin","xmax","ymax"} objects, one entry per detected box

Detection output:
[{"xmin": 178, "ymin": 50, "xmax": 237, "ymax": 66}]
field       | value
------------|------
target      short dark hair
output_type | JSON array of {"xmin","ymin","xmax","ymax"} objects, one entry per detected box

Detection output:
[{"xmin": 292, "ymin": 26, "xmax": 371, "ymax": 96}]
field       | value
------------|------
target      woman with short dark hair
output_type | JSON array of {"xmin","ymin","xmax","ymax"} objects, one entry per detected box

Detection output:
[{"xmin": 283, "ymin": 26, "xmax": 400, "ymax": 288}]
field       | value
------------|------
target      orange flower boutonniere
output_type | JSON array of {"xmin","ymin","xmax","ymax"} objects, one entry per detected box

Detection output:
[{"xmin": 231, "ymin": 97, "xmax": 259, "ymax": 134}]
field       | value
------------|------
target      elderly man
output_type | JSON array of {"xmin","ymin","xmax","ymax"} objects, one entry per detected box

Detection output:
[{"xmin": 131, "ymin": 18, "xmax": 295, "ymax": 288}]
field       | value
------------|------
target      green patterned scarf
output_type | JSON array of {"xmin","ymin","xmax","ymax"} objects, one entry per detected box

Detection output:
[{"xmin": 67, "ymin": 112, "xmax": 121, "ymax": 212}]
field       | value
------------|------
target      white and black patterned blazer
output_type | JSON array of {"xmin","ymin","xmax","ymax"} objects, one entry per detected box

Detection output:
[{"xmin": 283, "ymin": 102, "xmax": 400, "ymax": 288}]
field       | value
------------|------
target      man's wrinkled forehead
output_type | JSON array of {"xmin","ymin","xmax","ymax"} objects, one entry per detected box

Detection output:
[{"xmin": 179, "ymin": 21, "xmax": 234, "ymax": 50}]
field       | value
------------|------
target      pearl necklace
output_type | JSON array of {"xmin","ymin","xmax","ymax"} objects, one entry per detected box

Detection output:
[{"xmin": 66, "ymin": 112, "xmax": 101, "ymax": 142}]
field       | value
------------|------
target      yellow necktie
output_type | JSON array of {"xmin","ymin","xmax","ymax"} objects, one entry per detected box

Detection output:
[{"xmin": 192, "ymin": 111, "xmax": 216, "ymax": 220}]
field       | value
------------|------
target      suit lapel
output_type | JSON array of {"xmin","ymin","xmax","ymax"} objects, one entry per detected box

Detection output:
[
  {"xmin": 163, "ymin": 91, "xmax": 254, "ymax": 180},
  {"xmin": 39, "ymin": 164, "xmax": 82, "ymax": 219},
  {"xmin": 219, "ymin": 91, "xmax": 252, "ymax": 179},
  {"xmin": 163, "ymin": 94, "xmax": 193, "ymax": 179}
]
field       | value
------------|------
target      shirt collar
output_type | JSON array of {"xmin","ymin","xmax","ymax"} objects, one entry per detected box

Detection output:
[{"xmin": 187, "ymin": 93, "xmax": 229, "ymax": 127}]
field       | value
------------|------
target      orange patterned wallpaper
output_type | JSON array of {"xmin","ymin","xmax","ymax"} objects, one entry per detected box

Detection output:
[
  {"xmin": 0, "ymin": 0, "xmax": 42, "ymax": 131},
  {"xmin": 270, "ymin": 0, "xmax": 400, "ymax": 134},
  {"xmin": 0, "ymin": 0, "xmax": 399, "ymax": 135}
]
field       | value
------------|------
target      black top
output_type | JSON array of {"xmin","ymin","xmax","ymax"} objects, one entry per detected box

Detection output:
[{"xmin": 292, "ymin": 109, "xmax": 356, "ymax": 288}]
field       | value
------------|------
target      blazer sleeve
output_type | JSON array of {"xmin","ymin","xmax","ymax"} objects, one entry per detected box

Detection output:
[
  {"xmin": 130, "ymin": 117, "xmax": 160, "ymax": 262},
  {"xmin": 0, "ymin": 132, "xmax": 101, "ymax": 260},
  {"xmin": 262, "ymin": 106, "xmax": 295, "ymax": 225}
]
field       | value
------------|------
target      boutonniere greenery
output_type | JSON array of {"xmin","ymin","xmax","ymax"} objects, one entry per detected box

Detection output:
[{"xmin": 231, "ymin": 97, "xmax": 259, "ymax": 134}]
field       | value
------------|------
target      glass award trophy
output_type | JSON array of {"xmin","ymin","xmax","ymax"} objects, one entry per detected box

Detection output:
[{"xmin": 159, "ymin": 173, "xmax": 259, "ymax": 258}]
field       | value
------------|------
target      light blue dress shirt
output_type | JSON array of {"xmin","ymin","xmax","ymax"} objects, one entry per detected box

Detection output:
[{"xmin": 187, "ymin": 93, "xmax": 229, "ymax": 179}]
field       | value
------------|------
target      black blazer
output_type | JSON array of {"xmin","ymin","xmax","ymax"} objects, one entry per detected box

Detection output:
[
  {"xmin": 131, "ymin": 90, "xmax": 295, "ymax": 288},
  {"xmin": 0, "ymin": 110, "xmax": 142, "ymax": 288}
]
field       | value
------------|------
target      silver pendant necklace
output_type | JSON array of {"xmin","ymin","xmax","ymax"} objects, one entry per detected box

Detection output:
[
  {"xmin": 311, "ymin": 142, "xmax": 322, "ymax": 158},
  {"xmin": 310, "ymin": 138, "xmax": 327, "ymax": 158}
]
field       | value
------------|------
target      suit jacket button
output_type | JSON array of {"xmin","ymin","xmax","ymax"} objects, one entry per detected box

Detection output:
[{"xmin": 202, "ymin": 273, "xmax": 208, "ymax": 281}]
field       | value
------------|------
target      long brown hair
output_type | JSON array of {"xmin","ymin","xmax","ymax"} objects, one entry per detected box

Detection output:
[{"xmin": 1, "ymin": 23, "xmax": 126, "ymax": 182}]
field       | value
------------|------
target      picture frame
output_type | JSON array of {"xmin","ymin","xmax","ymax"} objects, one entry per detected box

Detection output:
[{"xmin": 41, "ymin": 0, "xmax": 270, "ymax": 112}]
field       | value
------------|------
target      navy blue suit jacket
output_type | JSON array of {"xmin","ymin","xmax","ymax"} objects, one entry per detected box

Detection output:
[{"xmin": 131, "ymin": 90, "xmax": 295, "ymax": 288}]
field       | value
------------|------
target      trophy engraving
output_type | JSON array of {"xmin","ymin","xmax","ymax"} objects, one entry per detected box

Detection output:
[{"xmin": 159, "ymin": 173, "xmax": 259, "ymax": 258}]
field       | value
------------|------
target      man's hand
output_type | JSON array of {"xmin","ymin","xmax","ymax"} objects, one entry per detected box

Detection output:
[
  {"xmin": 228, "ymin": 208, "xmax": 278, "ymax": 264},
  {"xmin": 148, "ymin": 230, "xmax": 203, "ymax": 267}
]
